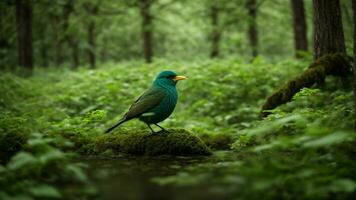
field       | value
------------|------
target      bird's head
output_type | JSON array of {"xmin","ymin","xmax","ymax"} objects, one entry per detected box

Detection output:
[{"xmin": 153, "ymin": 70, "xmax": 187, "ymax": 87}]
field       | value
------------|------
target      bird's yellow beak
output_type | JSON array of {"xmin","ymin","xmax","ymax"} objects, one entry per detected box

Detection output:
[{"xmin": 173, "ymin": 75, "xmax": 187, "ymax": 81}]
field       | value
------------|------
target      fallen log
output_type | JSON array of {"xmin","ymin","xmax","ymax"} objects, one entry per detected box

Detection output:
[{"xmin": 260, "ymin": 53, "xmax": 352, "ymax": 118}]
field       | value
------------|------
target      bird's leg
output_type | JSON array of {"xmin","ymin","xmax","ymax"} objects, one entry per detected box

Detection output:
[
  {"xmin": 154, "ymin": 123, "xmax": 168, "ymax": 132},
  {"xmin": 146, "ymin": 124, "xmax": 156, "ymax": 134}
]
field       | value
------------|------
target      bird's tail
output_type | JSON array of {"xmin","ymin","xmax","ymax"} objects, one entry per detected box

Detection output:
[{"xmin": 105, "ymin": 119, "xmax": 126, "ymax": 134}]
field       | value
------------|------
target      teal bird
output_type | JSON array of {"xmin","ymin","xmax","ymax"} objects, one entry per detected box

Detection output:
[{"xmin": 105, "ymin": 71, "xmax": 187, "ymax": 133}]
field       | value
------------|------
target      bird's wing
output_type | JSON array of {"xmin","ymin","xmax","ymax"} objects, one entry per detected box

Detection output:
[{"xmin": 123, "ymin": 87, "xmax": 165, "ymax": 120}]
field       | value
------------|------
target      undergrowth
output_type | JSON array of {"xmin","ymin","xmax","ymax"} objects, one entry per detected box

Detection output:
[{"xmin": 1, "ymin": 57, "xmax": 355, "ymax": 199}]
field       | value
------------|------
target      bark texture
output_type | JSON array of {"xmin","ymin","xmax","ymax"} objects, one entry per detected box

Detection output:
[
  {"xmin": 291, "ymin": 0, "xmax": 308, "ymax": 58},
  {"xmin": 140, "ymin": 0, "xmax": 153, "ymax": 63},
  {"xmin": 352, "ymin": 0, "xmax": 356, "ymax": 127},
  {"xmin": 16, "ymin": 0, "xmax": 33, "ymax": 70},
  {"xmin": 246, "ymin": 0, "xmax": 258, "ymax": 58},
  {"xmin": 210, "ymin": 4, "xmax": 221, "ymax": 58},
  {"xmin": 85, "ymin": 4, "xmax": 98, "ymax": 68},
  {"xmin": 62, "ymin": 0, "xmax": 80, "ymax": 68},
  {"xmin": 87, "ymin": 21, "xmax": 96, "ymax": 68},
  {"xmin": 313, "ymin": 0, "xmax": 345, "ymax": 59}
]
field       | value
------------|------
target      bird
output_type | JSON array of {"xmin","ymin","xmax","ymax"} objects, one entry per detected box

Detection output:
[{"xmin": 105, "ymin": 70, "xmax": 187, "ymax": 134}]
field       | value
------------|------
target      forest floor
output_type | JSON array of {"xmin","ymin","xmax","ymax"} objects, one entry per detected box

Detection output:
[{"xmin": 1, "ymin": 58, "xmax": 356, "ymax": 199}]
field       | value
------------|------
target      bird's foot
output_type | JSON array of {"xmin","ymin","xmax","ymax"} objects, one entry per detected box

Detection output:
[{"xmin": 154, "ymin": 124, "xmax": 169, "ymax": 133}]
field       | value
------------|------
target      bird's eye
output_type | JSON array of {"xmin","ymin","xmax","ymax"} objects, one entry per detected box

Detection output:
[{"xmin": 167, "ymin": 75, "xmax": 175, "ymax": 79}]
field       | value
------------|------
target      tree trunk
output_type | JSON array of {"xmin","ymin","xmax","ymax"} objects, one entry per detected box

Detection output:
[
  {"xmin": 0, "ymin": 9, "xmax": 11, "ymax": 69},
  {"xmin": 87, "ymin": 21, "xmax": 96, "ymax": 68},
  {"xmin": 0, "ymin": 11, "xmax": 10, "ymax": 50},
  {"xmin": 15, "ymin": 0, "xmax": 33, "ymax": 71},
  {"xmin": 61, "ymin": 0, "xmax": 79, "ymax": 69},
  {"xmin": 69, "ymin": 38, "xmax": 80, "ymax": 68},
  {"xmin": 352, "ymin": 0, "xmax": 356, "ymax": 127},
  {"xmin": 291, "ymin": 0, "xmax": 308, "ymax": 58},
  {"xmin": 52, "ymin": 15, "xmax": 63, "ymax": 67},
  {"xmin": 85, "ymin": 3, "xmax": 98, "ymax": 69},
  {"xmin": 210, "ymin": 4, "xmax": 221, "ymax": 58},
  {"xmin": 39, "ymin": 26, "xmax": 48, "ymax": 67},
  {"xmin": 246, "ymin": 0, "xmax": 258, "ymax": 58},
  {"xmin": 140, "ymin": 0, "xmax": 153, "ymax": 63},
  {"xmin": 100, "ymin": 37, "xmax": 108, "ymax": 63},
  {"xmin": 313, "ymin": 0, "xmax": 346, "ymax": 59}
]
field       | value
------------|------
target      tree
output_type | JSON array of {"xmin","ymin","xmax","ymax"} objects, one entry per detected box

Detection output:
[
  {"xmin": 61, "ymin": 0, "xmax": 80, "ymax": 68},
  {"xmin": 352, "ymin": 0, "xmax": 356, "ymax": 127},
  {"xmin": 246, "ymin": 0, "xmax": 258, "ymax": 58},
  {"xmin": 261, "ymin": 0, "xmax": 351, "ymax": 117},
  {"xmin": 313, "ymin": 0, "xmax": 345, "ymax": 59},
  {"xmin": 139, "ymin": 0, "xmax": 154, "ymax": 63},
  {"xmin": 15, "ymin": 0, "xmax": 33, "ymax": 70},
  {"xmin": 47, "ymin": 0, "xmax": 79, "ymax": 68},
  {"xmin": 0, "ymin": 2, "xmax": 15, "ymax": 68},
  {"xmin": 87, "ymin": 18, "xmax": 96, "ymax": 68},
  {"xmin": 206, "ymin": 0, "xmax": 246, "ymax": 59},
  {"xmin": 68, "ymin": 37, "xmax": 80, "ymax": 68},
  {"xmin": 47, "ymin": 6, "xmax": 64, "ymax": 67},
  {"xmin": 290, "ymin": 0, "xmax": 308, "ymax": 58},
  {"xmin": 84, "ymin": 2, "xmax": 99, "ymax": 68},
  {"xmin": 210, "ymin": 2, "xmax": 221, "ymax": 58}
]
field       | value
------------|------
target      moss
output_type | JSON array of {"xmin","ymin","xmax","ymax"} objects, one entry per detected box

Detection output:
[
  {"xmin": 90, "ymin": 129, "xmax": 211, "ymax": 156},
  {"xmin": 200, "ymin": 133, "xmax": 233, "ymax": 150},
  {"xmin": 260, "ymin": 53, "xmax": 351, "ymax": 118}
]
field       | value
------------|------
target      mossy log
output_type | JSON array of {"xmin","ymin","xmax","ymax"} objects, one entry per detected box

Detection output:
[
  {"xmin": 90, "ymin": 129, "xmax": 211, "ymax": 156},
  {"xmin": 260, "ymin": 53, "xmax": 351, "ymax": 118}
]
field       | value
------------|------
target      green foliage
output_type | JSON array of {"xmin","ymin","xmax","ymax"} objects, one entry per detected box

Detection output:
[
  {"xmin": 0, "ymin": 133, "xmax": 93, "ymax": 199},
  {"xmin": 1, "ymin": 57, "xmax": 356, "ymax": 199},
  {"xmin": 1, "ymin": 0, "xmax": 355, "ymax": 198},
  {"xmin": 0, "ymin": 73, "xmax": 95, "ymax": 199},
  {"xmin": 152, "ymin": 76, "xmax": 356, "ymax": 199}
]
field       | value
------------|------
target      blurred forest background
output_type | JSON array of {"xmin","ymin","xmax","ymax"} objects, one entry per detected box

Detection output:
[
  {"xmin": 1, "ymin": 0, "xmax": 356, "ymax": 200},
  {"xmin": 2, "ymin": 0, "xmax": 354, "ymax": 69}
]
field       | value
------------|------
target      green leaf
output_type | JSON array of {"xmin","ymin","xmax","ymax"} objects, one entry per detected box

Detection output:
[
  {"xmin": 247, "ymin": 114, "xmax": 302, "ymax": 136},
  {"xmin": 29, "ymin": 185, "xmax": 61, "ymax": 198},
  {"xmin": 39, "ymin": 149, "xmax": 65, "ymax": 164},
  {"xmin": 329, "ymin": 179, "xmax": 356, "ymax": 193},
  {"xmin": 253, "ymin": 142, "xmax": 279, "ymax": 152},
  {"xmin": 7, "ymin": 152, "xmax": 37, "ymax": 171},
  {"xmin": 0, "ymin": 164, "xmax": 6, "ymax": 173},
  {"xmin": 0, "ymin": 192, "xmax": 34, "ymax": 200},
  {"xmin": 303, "ymin": 131, "xmax": 351, "ymax": 148},
  {"xmin": 27, "ymin": 138, "xmax": 53, "ymax": 147},
  {"xmin": 65, "ymin": 164, "xmax": 87, "ymax": 182}
]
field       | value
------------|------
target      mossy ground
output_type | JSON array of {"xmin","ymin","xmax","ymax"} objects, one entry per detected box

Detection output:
[
  {"xmin": 199, "ymin": 133, "xmax": 233, "ymax": 150},
  {"xmin": 75, "ymin": 129, "xmax": 212, "ymax": 156}
]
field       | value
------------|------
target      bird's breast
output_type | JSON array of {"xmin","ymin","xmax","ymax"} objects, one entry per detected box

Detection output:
[
  {"xmin": 156, "ymin": 88, "xmax": 177, "ymax": 114},
  {"xmin": 141, "ymin": 87, "xmax": 178, "ymax": 124}
]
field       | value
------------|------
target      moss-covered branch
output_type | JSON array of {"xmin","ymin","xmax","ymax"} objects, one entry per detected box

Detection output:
[{"xmin": 260, "ymin": 53, "xmax": 351, "ymax": 118}]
